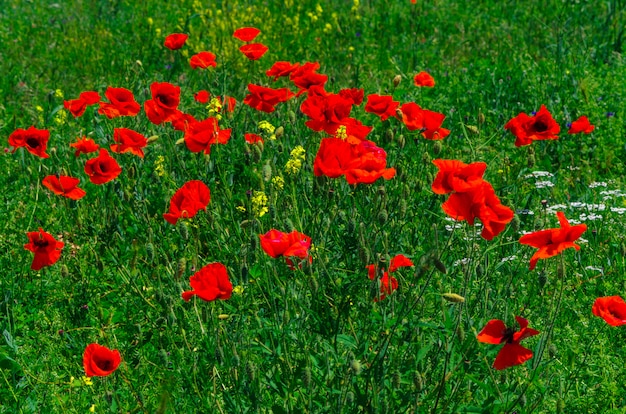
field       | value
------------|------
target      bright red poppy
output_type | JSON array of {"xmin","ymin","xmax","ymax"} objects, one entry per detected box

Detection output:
[
  {"xmin": 243, "ymin": 84, "xmax": 294, "ymax": 113},
  {"xmin": 300, "ymin": 86, "xmax": 353, "ymax": 134},
  {"xmin": 519, "ymin": 211, "xmax": 587, "ymax": 270},
  {"xmin": 64, "ymin": 91, "xmax": 101, "ymax": 117},
  {"xmin": 259, "ymin": 229, "xmax": 312, "ymax": 260},
  {"xmin": 431, "ymin": 159, "xmax": 487, "ymax": 194},
  {"xmin": 70, "ymin": 137, "xmax": 100, "ymax": 157},
  {"xmin": 190, "ymin": 51, "xmax": 217, "ymax": 69},
  {"xmin": 504, "ymin": 105, "xmax": 560, "ymax": 147},
  {"xmin": 364, "ymin": 94, "xmax": 400, "ymax": 121},
  {"xmin": 164, "ymin": 33, "xmax": 188, "ymax": 50},
  {"xmin": 239, "ymin": 43, "xmax": 269, "ymax": 60},
  {"xmin": 110, "ymin": 128, "xmax": 148, "ymax": 158},
  {"xmin": 245, "ymin": 133, "xmax": 264, "ymax": 144},
  {"xmin": 144, "ymin": 82, "xmax": 181, "ymax": 125},
  {"xmin": 366, "ymin": 254, "xmax": 414, "ymax": 301},
  {"xmin": 339, "ymin": 88, "xmax": 365, "ymax": 106},
  {"xmin": 84, "ymin": 149, "xmax": 122, "ymax": 184},
  {"xmin": 194, "ymin": 90, "xmax": 210, "ymax": 103},
  {"xmin": 171, "ymin": 111, "xmax": 199, "ymax": 132},
  {"xmin": 42, "ymin": 175, "xmax": 86, "ymax": 200},
  {"xmin": 23, "ymin": 228, "xmax": 64, "ymax": 270},
  {"xmin": 83, "ymin": 343, "xmax": 121, "ymax": 377},
  {"xmin": 98, "ymin": 87, "xmax": 141, "ymax": 119},
  {"xmin": 266, "ymin": 61, "xmax": 300, "ymax": 81},
  {"xmin": 163, "ymin": 180, "xmax": 210, "ymax": 225},
  {"xmin": 182, "ymin": 262, "xmax": 233, "ymax": 302},
  {"xmin": 400, "ymin": 103, "xmax": 450, "ymax": 140},
  {"xmin": 568, "ymin": 115, "xmax": 595, "ymax": 134},
  {"xmin": 184, "ymin": 117, "xmax": 232, "ymax": 154},
  {"xmin": 414, "ymin": 71, "xmax": 435, "ymax": 87},
  {"xmin": 592, "ymin": 296, "xmax": 626, "ymax": 326},
  {"xmin": 8, "ymin": 126, "xmax": 50, "ymax": 158},
  {"xmin": 477, "ymin": 316, "xmax": 540, "ymax": 370},
  {"xmin": 233, "ymin": 27, "xmax": 261, "ymax": 42}
]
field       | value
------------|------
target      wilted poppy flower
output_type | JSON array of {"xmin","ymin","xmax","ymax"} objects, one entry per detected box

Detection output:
[
  {"xmin": 190, "ymin": 51, "xmax": 217, "ymax": 69},
  {"xmin": 477, "ymin": 316, "xmax": 540, "ymax": 370},
  {"xmin": 431, "ymin": 159, "xmax": 487, "ymax": 194},
  {"xmin": 144, "ymin": 82, "xmax": 181, "ymax": 125},
  {"xmin": 24, "ymin": 228, "xmax": 64, "ymax": 270},
  {"xmin": 163, "ymin": 180, "xmax": 210, "ymax": 225},
  {"xmin": 164, "ymin": 33, "xmax": 188, "ymax": 50},
  {"xmin": 245, "ymin": 133, "xmax": 264, "ymax": 144},
  {"xmin": 233, "ymin": 27, "xmax": 261, "ymax": 42},
  {"xmin": 42, "ymin": 175, "xmax": 86, "ymax": 200},
  {"xmin": 70, "ymin": 137, "xmax": 100, "ymax": 157},
  {"xmin": 414, "ymin": 71, "xmax": 435, "ymax": 87},
  {"xmin": 364, "ymin": 94, "xmax": 400, "ymax": 121},
  {"xmin": 504, "ymin": 105, "xmax": 560, "ymax": 147},
  {"xmin": 194, "ymin": 90, "xmax": 210, "ymax": 103},
  {"xmin": 83, "ymin": 343, "xmax": 121, "ymax": 377},
  {"xmin": 184, "ymin": 117, "xmax": 232, "ymax": 154},
  {"xmin": 592, "ymin": 296, "xmax": 626, "ymax": 326},
  {"xmin": 243, "ymin": 84, "xmax": 294, "ymax": 113},
  {"xmin": 239, "ymin": 43, "xmax": 269, "ymax": 60},
  {"xmin": 568, "ymin": 115, "xmax": 594, "ymax": 134},
  {"xmin": 266, "ymin": 61, "xmax": 300, "ymax": 81},
  {"xmin": 8, "ymin": 126, "xmax": 50, "ymax": 158},
  {"xmin": 182, "ymin": 262, "xmax": 233, "ymax": 302},
  {"xmin": 84, "ymin": 149, "xmax": 122, "ymax": 184},
  {"xmin": 64, "ymin": 91, "xmax": 101, "ymax": 117},
  {"xmin": 519, "ymin": 211, "xmax": 587, "ymax": 270},
  {"xmin": 367, "ymin": 254, "xmax": 414, "ymax": 301},
  {"xmin": 98, "ymin": 87, "xmax": 141, "ymax": 118},
  {"xmin": 259, "ymin": 229, "xmax": 311, "ymax": 261},
  {"xmin": 110, "ymin": 128, "xmax": 148, "ymax": 158}
]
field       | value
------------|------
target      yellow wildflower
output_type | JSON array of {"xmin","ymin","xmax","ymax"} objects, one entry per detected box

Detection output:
[
  {"xmin": 54, "ymin": 89, "xmax": 64, "ymax": 99},
  {"xmin": 208, "ymin": 97, "xmax": 223, "ymax": 120},
  {"xmin": 54, "ymin": 109, "xmax": 67, "ymax": 125},
  {"xmin": 89, "ymin": 404, "xmax": 96, "ymax": 412},
  {"xmin": 236, "ymin": 205, "xmax": 247, "ymax": 213},
  {"xmin": 251, "ymin": 191, "xmax": 269, "ymax": 217},
  {"xmin": 271, "ymin": 176, "xmax": 285, "ymax": 191},
  {"xmin": 335, "ymin": 125, "xmax": 347, "ymax": 139},
  {"xmin": 233, "ymin": 285, "xmax": 244, "ymax": 295},
  {"xmin": 285, "ymin": 146, "xmax": 306, "ymax": 175},
  {"xmin": 154, "ymin": 155, "xmax": 166, "ymax": 177},
  {"xmin": 81, "ymin": 376, "xmax": 93, "ymax": 386}
]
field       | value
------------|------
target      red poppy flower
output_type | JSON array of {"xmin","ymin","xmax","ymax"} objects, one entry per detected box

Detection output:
[
  {"xmin": 110, "ymin": 128, "xmax": 148, "ymax": 158},
  {"xmin": 83, "ymin": 343, "xmax": 121, "ymax": 377},
  {"xmin": 243, "ymin": 84, "xmax": 294, "ymax": 113},
  {"xmin": 171, "ymin": 111, "xmax": 198, "ymax": 132},
  {"xmin": 222, "ymin": 96, "xmax": 237, "ymax": 113},
  {"xmin": 504, "ymin": 105, "xmax": 560, "ymax": 147},
  {"xmin": 301, "ymin": 87, "xmax": 353, "ymax": 134},
  {"xmin": 164, "ymin": 33, "xmax": 188, "ymax": 50},
  {"xmin": 84, "ymin": 149, "xmax": 122, "ymax": 185},
  {"xmin": 23, "ymin": 228, "xmax": 64, "ymax": 270},
  {"xmin": 182, "ymin": 262, "xmax": 233, "ymax": 302},
  {"xmin": 414, "ymin": 71, "xmax": 435, "ymax": 87},
  {"xmin": 519, "ymin": 211, "xmax": 587, "ymax": 270},
  {"xmin": 400, "ymin": 103, "xmax": 450, "ymax": 140},
  {"xmin": 42, "ymin": 175, "xmax": 86, "ymax": 200},
  {"xmin": 364, "ymin": 94, "xmax": 400, "ymax": 121},
  {"xmin": 431, "ymin": 159, "xmax": 487, "ymax": 194},
  {"xmin": 70, "ymin": 137, "xmax": 100, "ymax": 157},
  {"xmin": 233, "ymin": 27, "xmax": 261, "ymax": 42},
  {"xmin": 98, "ymin": 87, "xmax": 140, "ymax": 119},
  {"xmin": 8, "ymin": 126, "xmax": 50, "ymax": 158},
  {"xmin": 339, "ymin": 88, "xmax": 365, "ymax": 106},
  {"xmin": 144, "ymin": 82, "xmax": 181, "ymax": 125},
  {"xmin": 259, "ymin": 229, "xmax": 312, "ymax": 260},
  {"xmin": 291, "ymin": 71, "xmax": 328, "ymax": 94},
  {"xmin": 194, "ymin": 90, "xmax": 210, "ymax": 103},
  {"xmin": 592, "ymin": 296, "xmax": 626, "ymax": 326},
  {"xmin": 245, "ymin": 133, "xmax": 264, "ymax": 144},
  {"xmin": 184, "ymin": 117, "xmax": 232, "ymax": 154},
  {"xmin": 568, "ymin": 115, "xmax": 594, "ymax": 134},
  {"xmin": 367, "ymin": 254, "xmax": 413, "ymax": 301},
  {"xmin": 163, "ymin": 180, "xmax": 210, "ymax": 225},
  {"xmin": 239, "ymin": 43, "xmax": 269, "ymax": 60},
  {"xmin": 189, "ymin": 51, "xmax": 217, "ymax": 69},
  {"xmin": 64, "ymin": 91, "xmax": 101, "ymax": 117},
  {"xmin": 266, "ymin": 61, "xmax": 300, "ymax": 81},
  {"xmin": 477, "ymin": 316, "xmax": 540, "ymax": 370}
]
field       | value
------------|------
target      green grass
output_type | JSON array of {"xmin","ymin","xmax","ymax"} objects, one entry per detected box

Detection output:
[{"xmin": 1, "ymin": 0, "xmax": 626, "ymax": 412}]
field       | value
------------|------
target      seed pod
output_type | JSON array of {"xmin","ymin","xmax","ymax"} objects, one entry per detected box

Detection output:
[
  {"xmin": 377, "ymin": 209, "xmax": 388, "ymax": 225},
  {"xmin": 433, "ymin": 257, "xmax": 447, "ymax": 274},
  {"xmin": 397, "ymin": 134, "xmax": 406, "ymax": 148},
  {"xmin": 456, "ymin": 325, "xmax": 465, "ymax": 342},
  {"xmin": 511, "ymin": 214, "xmax": 520, "ymax": 233},
  {"xmin": 393, "ymin": 74, "xmax": 402, "ymax": 87},
  {"xmin": 145, "ymin": 242, "xmax": 155, "ymax": 263},
  {"xmin": 432, "ymin": 140, "xmax": 442, "ymax": 155},
  {"xmin": 252, "ymin": 144, "xmax": 263, "ymax": 162},
  {"xmin": 399, "ymin": 199, "xmax": 407, "ymax": 219},
  {"xmin": 413, "ymin": 371, "xmax": 423, "ymax": 390},
  {"xmin": 443, "ymin": 293, "xmax": 465, "ymax": 303},
  {"xmin": 478, "ymin": 111, "xmax": 485, "ymax": 125},
  {"xmin": 179, "ymin": 222, "xmax": 189, "ymax": 240},
  {"xmin": 392, "ymin": 371, "xmax": 401, "ymax": 388},
  {"xmin": 60, "ymin": 264, "xmax": 69, "ymax": 278},
  {"xmin": 275, "ymin": 126, "xmax": 284, "ymax": 139},
  {"xmin": 262, "ymin": 162, "xmax": 272, "ymax": 182},
  {"xmin": 384, "ymin": 128, "xmax": 394, "ymax": 143},
  {"xmin": 288, "ymin": 110, "xmax": 297, "ymax": 124},
  {"xmin": 176, "ymin": 258, "xmax": 186, "ymax": 280}
]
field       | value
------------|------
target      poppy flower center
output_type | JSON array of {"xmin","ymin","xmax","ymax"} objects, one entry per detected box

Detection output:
[
  {"xmin": 95, "ymin": 357, "xmax": 114, "ymax": 371},
  {"xmin": 502, "ymin": 327, "xmax": 516, "ymax": 343},
  {"xmin": 26, "ymin": 137, "xmax": 41, "ymax": 148},
  {"xmin": 34, "ymin": 238, "xmax": 49, "ymax": 248},
  {"xmin": 533, "ymin": 120, "xmax": 548, "ymax": 132}
]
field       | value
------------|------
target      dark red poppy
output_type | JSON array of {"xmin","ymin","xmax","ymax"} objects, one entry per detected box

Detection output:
[
  {"xmin": 592, "ymin": 296, "xmax": 626, "ymax": 326},
  {"xmin": 243, "ymin": 84, "xmax": 294, "ymax": 113},
  {"xmin": 291, "ymin": 70, "xmax": 328, "ymax": 93},
  {"xmin": 245, "ymin": 133, "xmax": 264, "ymax": 144},
  {"xmin": 42, "ymin": 175, "xmax": 86, "ymax": 200},
  {"xmin": 259, "ymin": 229, "xmax": 312, "ymax": 260},
  {"xmin": 365, "ymin": 94, "xmax": 400, "ymax": 121},
  {"xmin": 98, "ymin": 87, "xmax": 141, "ymax": 119},
  {"xmin": 70, "ymin": 137, "xmax": 100, "ymax": 157},
  {"xmin": 504, "ymin": 105, "xmax": 560, "ymax": 147},
  {"xmin": 83, "ymin": 343, "xmax": 121, "ymax": 377},
  {"xmin": 239, "ymin": 43, "xmax": 268, "ymax": 60},
  {"xmin": 431, "ymin": 159, "xmax": 487, "ymax": 194},
  {"xmin": 266, "ymin": 61, "xmax": 300, "ymax": 81},
  {"xmin": 171, "ymin": 111, "xmax": 199, "ymax": 132},
  {"xmin": 519, "ymin": 211, "xmax": 587, "ymax": 270},
  {"xmin": 164, "ymin": 33, "xmax": 188, "ymax": 50},
  {"xmin": 568, "ymin": 115, "xmax": 594, "ymax": 134},
  {"xmin": 110, "ymin": 128, "xmax": 148, "ymax": 158},
  {"xmin": 84, "ymin": 149, "xmax": 122, "ymax": 185},
  {"xmin": 23, "ymin": 228, "xmax": 64, "ymax": 270},
  {"xmin": 194, "ymin": 90, "xmax": 210, "ymax": 103},
  {"xmin": 233, "ymin": 27, "xmax": 261, "ymax": 42},
  {"xmin": 190, "ymin": 51, "xmax": 217, "ymax": 69},
  {"xmin": 64, "ymin": 91, "xmax": 101, "ymax": 117},
  {"xmin": 144, "ymin": 82, "xmax": 181, "ymax": 125},
  {"xmin": 477, "ymin": 316, "xmax": 540, "ymax": 370},
  {"xmin": 414, "ymin": 71, "xmax": 435, "ymax": 87},
  {"xmin": 184, "ymin": 117, "xmax": 231, "ymax": 154},
  {"xmin": 8, "ymin": 126, "xmax": 50, "ymax": 158},
  {"xmin": 366, "ymin": 254, "xmax": 413, "ymax": 301},
  {"xmin": 182, "ymin": 262, "xmax": 233, "ymax": 302},
  {"xmin": 163, "ymin": 180, "xmax": 210, "ymax": 225}
]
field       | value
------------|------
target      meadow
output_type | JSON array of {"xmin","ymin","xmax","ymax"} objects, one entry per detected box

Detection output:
[{"xmin": 1, "ymin": 0, "xmax": 626, "ymax": 412}]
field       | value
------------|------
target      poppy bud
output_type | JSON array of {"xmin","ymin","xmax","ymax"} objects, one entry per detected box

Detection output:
[
  {"xmin": 275, "ymin": 126, "xmax": 284, "ymax": 139},
  {"xmin": 179, "ymin": 222, "xmax": 189, "ymax": 240},
  {"xmin": 60, "ymin": 264, "xmax": 69, "ymax": 278},
  {"xmin": 478, "ymin": 111, "xmax": 485, "ymax": 125},
  {"xmin": 433, "ymin": 257, "xmax": 447, "ymax": 274},
  {"xmin": 384, "ymin": 128, "xmax": 394, "ymax": 142},
  {"xmin": 527, "ymin": 153, "xmax": 535, "ymax": 168},
  {"xmin": 422, "ymin": 151, "xmax": 431, "ymax": 165},
  {"xmin": 511, "ymin": 214, "xmax": 520, "ymax": 232},
  {"xmin": 432, "ymin": 140, "xmax": 442, "ymax": 154},
  {"xmin": 413, "ymin": 372, "xmax": 424, "ymax": 390},
  {"xmin": 393, "ymin": 74, "xmax": 402, "ymax": 87},
  {"xmin": 349, "ymin": 359, "xmax": 362, "ymax": 375},
  {"xmin": 443, "ymin": 293, "xmax": 465, "ymax": 303},
  {"xmin": 466, "ymin": 125, "xmax": 479, "ymax": 135},
  {"xmin": 262, "ymin": 162, "xmax": 272, "ymax": 182},
  {"xmin": 145, "ymin": 242, "xmax": 155, "ymax": 263},
  {"xmin": 399, "ymin": 199, "xmax": 407, "ymax": 219},
  {"xmin": 288, "ymin": 110, "xmax": 297, "ymax": 124},
  {"xmin": 302, "ymin": 367, "xmax": 312, "ymax": 387},
  {"xmin": 176, "ymin": 258, "xmax": 186, "ymax": 280},
  {"xmin": 377, "ymin": 185, "xmax": 386, "ymax": 197},
  {"xmin": 397, "ymin": 134, "xmax": 406, "ymax": 148},
  {"xmin": 377, "ymin": 209, "xmax": 388, "ymax": 225},
  {"xmin": 252, "ymin": 144, "xmax": 263, "ymax": 162},
  {"xmin": 147, "ymin": 135, "xmax": 158, "ymax": 143}
]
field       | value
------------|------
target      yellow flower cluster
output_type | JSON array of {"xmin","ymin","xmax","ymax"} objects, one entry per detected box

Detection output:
[
  {"xmin": 335, "ymin": 125, "xmax": 348, "ymax": 139},
  {"xmin": 251, "ymin": 191, "xmax": 269, "ymax": 217},
  {"xmin": 285, "ymin": 145, "xmax": 306, "ymax": 175},
  {"xmin": 208, "ymin": 97, "xmax": 223, "ymax": 120},
  {"xmin": 272, "ymin": 176, "xmax": 285, "ymax": 190},
  {"xmin": 154, "ymin": 155, "xmax": 166, "ymax": 177},
  {"xmin": 258, "ymin": 120, "xmax": 277, "ymax": 140},
  {"xmin": 54, "ymin": 109, "xmax": 67, "ymax": 126}
]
